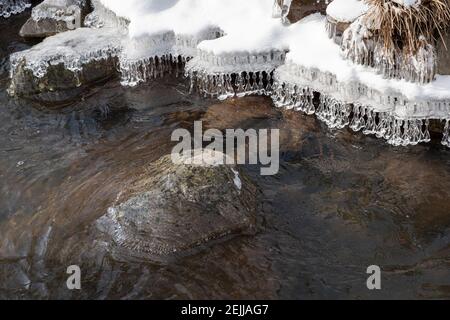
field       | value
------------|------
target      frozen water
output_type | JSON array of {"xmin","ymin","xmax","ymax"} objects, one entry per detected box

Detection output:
[
  {"xmin": 272, "ymin": 0, "xmax": 292, "ymax": 25},
  {"xmin": 31, "ymin": 0, "xmax": 86, "ymax": 22},
  {"xmin": 273, "ymin": 61, "xmax": 450, "ymax": 146},
  {"xmin": 10, "ymin": 27, "xmax": 123, "ymax": 79},
  {"xmin": 185, "ymin": 49, "xmax": 286, "ymax": 99},
  {"xmin": 85, "ymin": 0, "xmax": 129, "ymax": 30},
  {"xmin": 0, "ymin": 0, "xmax": 31, "ymax": 18},
  {"xmin": 342, "ymin": 17, "xmax": 437, "ymax": 85},
  {"xmin": 119, "ymin": 27, "xmax": 224, "ymax": 87}
]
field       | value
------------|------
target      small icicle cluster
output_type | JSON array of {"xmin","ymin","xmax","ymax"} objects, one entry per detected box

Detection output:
[
  {"xmin": 341, "ymin": 16, "xmax": 375, "ymax": 67},
  {"xmin": 118, "ymin": 28, "xmax": 224, "ymax": 87},
  {"xmin": 340, "ymin": 1, "xmax": 442, "ymax": 85},
  {"xmin": 0, "ymin": 0, "xmax": 31, "ymax": 18},
  {"xmin": 120, "ymin": 55, "xmax": 187, "ymax": 87},
  {"xmin": 442, "ymin": 119, "xmax": 450, "ymax": 147},
  {"xmin": 373, "ymin": 39, "xmax": 437, "ymax": 84},
  {"xmin": 186, "ymin": 70, "xmax": 274, "ymax": 100},
  {"xmin": 31, "ymin": 0, "xmax": 87, "ymax": 22},
  {"xmin": 185, "ymin": 50, "xmax": 286, "ymax": 99}
]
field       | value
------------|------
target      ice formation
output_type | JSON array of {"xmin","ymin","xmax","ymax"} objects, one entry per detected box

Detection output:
[
  {"xmin": 31, "ymin": 0, "xmax": 86, "ymax": 22},
  {"xmin": 8, "ymin": 0, "xmax": 450, "ymax": 147},
  {"xmin": 0, "ymin": 0, "xmax": 31, "ymax": 18},
  {"xmin": 272, "ymin": 0, "xmax": 292, "ymax": 24},
  {"xmin": 341, "ymin": 16, "xmax": 438, "ymax": 85},
  {"xmin": 9, "ymin": 27, "xmax": 122, "ymax": 83}
]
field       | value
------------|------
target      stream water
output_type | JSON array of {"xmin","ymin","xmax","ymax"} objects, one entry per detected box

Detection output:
[{"xmin": 0, "ymin": 13, "xmax": 449, "ymax": 300}]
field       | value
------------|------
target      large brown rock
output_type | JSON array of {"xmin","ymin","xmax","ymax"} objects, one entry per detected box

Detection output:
[
  {"xmin": 287, "ymin": 0, "xmax": 328, "ymax": 23},
  {"xmin": 95, "ymin": 152, "xmax": 259, "ymax": 262}
]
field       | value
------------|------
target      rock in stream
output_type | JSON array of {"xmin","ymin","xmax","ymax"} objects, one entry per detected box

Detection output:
[{"xmin": 95, "ymin": 152, "xmax": 259, "ymax": 263}]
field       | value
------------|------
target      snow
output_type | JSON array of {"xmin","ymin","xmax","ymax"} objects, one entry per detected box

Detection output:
[
  {"xmin": 326, "ymin": 0, "xmax": 369, "ymax": 23},
  {"xmin": 95, "ymin": 0, "xmax": 450, "ymax": 102},
  {"xmin": 286, "ymin": 14, "xmax": 450, "ymax": 101},
  {"xmin": 10, "ymin": 0, "xmax": 450, "ymax": 116}
]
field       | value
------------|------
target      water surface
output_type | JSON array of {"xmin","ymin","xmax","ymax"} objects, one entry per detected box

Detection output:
[{"xmin": 0, "ymin": 14, "xmax": 449, "ymax": 300}]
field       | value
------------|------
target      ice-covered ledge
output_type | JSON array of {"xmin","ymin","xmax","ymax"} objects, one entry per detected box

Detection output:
[
  {"xmin": 272, "ymin": 14, "xmax": 450, "ymax": 146},
  {"xmin": 9, "ymin": 27, "xmax": 123, "ymax": 101},
  {"xmin": 7, "ymin": 0, "xmax": 450, "ymax": 147}
]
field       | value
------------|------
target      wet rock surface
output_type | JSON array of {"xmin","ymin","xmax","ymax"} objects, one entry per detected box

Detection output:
[{"xmin": 96, "ymin": 153, "xmax": 259, "ymax": 263}]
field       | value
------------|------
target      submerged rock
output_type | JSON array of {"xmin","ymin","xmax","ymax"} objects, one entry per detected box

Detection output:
[
  {"xmin": 19, "ymin": 0, "xmax": 90, "ymax": 38},
  {"xmin": 202, "ymin": 96, "xmax": 279, "ymax": 130},
  {"xmin": 9, "ymin": 27, "xmax": 122, "ymax": 103},
  {"xmin": 96, "ymin": 152, "xmax": 259, "ymax": 263}
]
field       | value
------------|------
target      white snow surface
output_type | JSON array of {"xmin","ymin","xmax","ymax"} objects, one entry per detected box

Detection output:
[
  {"xmin": 44, "ymin": 0, "xmax": 450, "ymax": 102},
  {"xmin": 286, "ymin": 14, "xmax": 450, "ymax": 101},
  {"xmin": 326, "ymin": 0, "xmax": 369, "ymax": 22}
]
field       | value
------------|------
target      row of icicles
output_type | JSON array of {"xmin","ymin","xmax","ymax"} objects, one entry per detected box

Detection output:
[{"xmin": 184, "ymin": 66, "xmax": 449, "ymax": 147}]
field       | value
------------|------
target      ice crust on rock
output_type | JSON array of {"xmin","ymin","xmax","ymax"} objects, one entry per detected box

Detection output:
[
  {"xmin": 0, "ymin": 0, "xmax": 31, "ymax": 18},
  {"xmin": 10, "ymin": 27, "xmax": 123, "ymax": 79},
  {"xmin": 84, "ymin": 0, "xmax": 129, "ymax": 30},
  {"xmin": 31, "ymin": 0, "xmax": 87, "ymax": 22}
]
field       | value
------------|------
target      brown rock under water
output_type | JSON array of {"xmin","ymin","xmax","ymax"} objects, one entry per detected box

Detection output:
[{"xmin": 95, "ymin": 153, "xmax": 259, "ymax": 263}]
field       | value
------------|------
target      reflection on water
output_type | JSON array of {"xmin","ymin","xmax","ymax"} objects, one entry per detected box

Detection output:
[{"xmin": 0, "ymin": 15, "xmax": 449, "ymax": 300}]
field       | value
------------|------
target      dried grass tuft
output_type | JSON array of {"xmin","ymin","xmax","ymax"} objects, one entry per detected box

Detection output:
[{"xmin": 364, "ymin": 0, "xmax": 450, "ymax": 55}]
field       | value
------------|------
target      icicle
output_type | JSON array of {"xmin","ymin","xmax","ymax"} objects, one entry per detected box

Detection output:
[
  {"xmin": 420, "ymin": 119, "xmax": 431, "ymax": 143},
  {"xmin": 119, "ymin": 54, "xmax": 187, "ymax": 87},
  {"xmin": 272, "ymin": 0, "xmax": 292, "ymax": 25},
  {"xmin": 9, "ymin": 28, "xmax": 123, "ymax": 84},
  {"xmin": 442, "ymin": 119, "xmax": 450, "ymax": 147},
  {"xmin": 341, "ymin": 17, "xmax": 374, "ymax": 68}
]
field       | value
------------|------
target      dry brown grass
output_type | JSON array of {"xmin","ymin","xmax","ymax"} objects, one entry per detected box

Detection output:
[{"xmin": 364, "ymin": 0, "xmax": 450, "ymax": 54}]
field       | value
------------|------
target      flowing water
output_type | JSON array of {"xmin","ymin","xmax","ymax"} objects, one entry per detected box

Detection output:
[{"xmin": 0, "ymin": 14, "xmax": 450, "ymax": 300}]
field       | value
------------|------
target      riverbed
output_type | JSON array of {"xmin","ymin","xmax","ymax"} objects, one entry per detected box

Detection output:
[{"xmin": 0, "ymin": 13, "xmax": 449, "ymax": 300}]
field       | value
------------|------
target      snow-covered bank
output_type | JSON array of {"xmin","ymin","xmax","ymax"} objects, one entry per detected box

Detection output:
[
  {"xmin": 95, "ymin": 0, "xmax": 450, "ymax": 101},
  {"xmin": 8, "ymin": 0, "xmax": 450, "ymax": 146}
]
